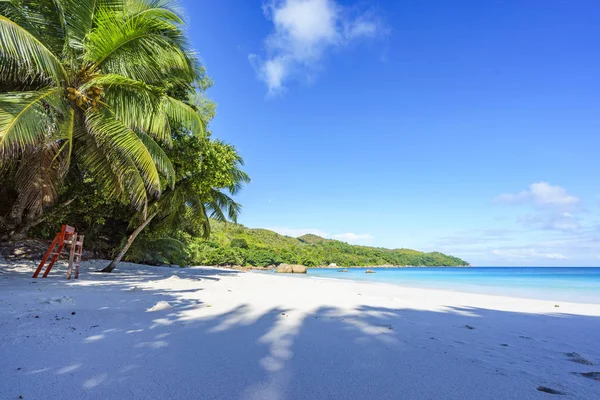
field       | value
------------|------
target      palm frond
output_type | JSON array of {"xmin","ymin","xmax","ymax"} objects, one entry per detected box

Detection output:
[
  {"xmin": 60, "ymin": 0, "xmax": 97, "ymax": 50},
  {"xmin": 198, "ymin": 202, "xmax": 211, "ymax": 238},
  {"xmin": 0, "ymin": 1, "xmax": 45, "ymax": 43},
  {"xmin": 84, "ymin": 74, "xmax": 173, "ymax": 142},
  {"xmin": 0, "ymin": 15, "xmax": 66, "ymax": 82},
  {"xmin": 61, "ymin": 0, "xmax": 123, "ymax": 51},
  {"xmin": 164, "ymin": 95, "xmax": 205, "ymax": 135},
  {"xmin": 123, "ymin": 0, "xmax": 184, "ymax": 24},
  {"xmin": 55, "ymin": 107, "xmax": 75, "ymax": 170},
  {"xmin": 85, "ymin": 5, "xmax": 195, "ymax": 83},
  {"xmin": 227, "ymin": 155, "xmax": 251, "ymax": 194},
  {"xmin": 0, "ymin": 88, "xmax": 64, "ymax": 156},
  {"xmin": 136, "ymin": 130, "xmax": 175, "ymax": 187},
  {"xmin": 228, "ymin": 167, "xmax": 251, "ymax": 195},
  {"xmin": 13, "ymin": 142, "xmax": 67, "ymax": 215},
  {"xmin": 75, "ymin": 124, "xmax": 149, "ymax": 215},
  {"xmin": 0, "ymin": 0, "xmax": 66, "ymax": 54},
  {"xmin": 85, "ymin": 107, "xmax": 161, "ymax": 197},
  {"xmin": 206, "ymin": 189, "xmax": 242, "ymax": 223}
]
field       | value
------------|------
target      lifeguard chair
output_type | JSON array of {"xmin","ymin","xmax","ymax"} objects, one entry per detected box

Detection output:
[{"xmin": 32, "ymin": 224, "xmax": 84, "ymax": 279}]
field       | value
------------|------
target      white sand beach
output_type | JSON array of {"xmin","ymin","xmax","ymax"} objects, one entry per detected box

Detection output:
[{"xmin": 1, "ymin": 260, "xmax": 599, "ymax": 400}]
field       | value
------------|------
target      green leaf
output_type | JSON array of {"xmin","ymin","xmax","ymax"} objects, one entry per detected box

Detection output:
[
  {"xmin": 0, "ymin": 88, "xmax": 64, "ymax": 155},
  {"xmin": 85, "ymin": 4, "xmax": 195, "ymax": 83},
  {"xmin": 0, "ymin": 15, "xmax": 67, "ymax": 82},
  {"xmin": 15, "ymin": 142, "xmax": 66, "ymax": 210},
  {"xmin": 84, "ymin": 74, "xmax": 172, "ymax": 143},
  {"xmin": 75, "ymin": 123, "xmax": 149, "ymax": 215},
  {"xmin": 85, "ymin": 107, "xmax": 161, "ymax": 197},
  {"xmin": 136, "ymin": 130, "xmax": 175, "ymax": 187},
  {"xmin": 164, "ymin": 95, "xmax": 205, "ymax": 135}
]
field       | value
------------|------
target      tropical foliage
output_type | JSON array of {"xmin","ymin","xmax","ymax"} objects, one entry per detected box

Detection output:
[
  {"xmin": 187, "ymin": 221, "xmax": 470, "ymax": 268},
  {"xmin": 0, "ymin": 0, "xmax": 204, "ymax": 238},
  {"xmin": 0, "ymin": 0, "xmax": 248, "ymax": 270}
]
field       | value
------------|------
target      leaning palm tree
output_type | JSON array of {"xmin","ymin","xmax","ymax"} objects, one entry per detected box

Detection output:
[
  {"xmin": 0, "ymin": 0, "xmax": 204, "ymax": 238},
  {"xmin": 101, "ymin": 138, "xmax": 250, "ymax": 272}
]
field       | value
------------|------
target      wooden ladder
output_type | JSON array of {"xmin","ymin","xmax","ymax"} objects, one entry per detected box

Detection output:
[
  {"xmin": 66, "ymin": 232, "xmax": 84, "ymax": 280},
  {"xmin": 32, "ymin": 225, "xmax": 84, "ymax": 279}
]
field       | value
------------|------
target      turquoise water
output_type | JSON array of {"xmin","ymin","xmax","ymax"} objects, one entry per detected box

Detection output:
[{"xmin": 279, "ymin": 267, "xmax": 600, "ymax": 303}]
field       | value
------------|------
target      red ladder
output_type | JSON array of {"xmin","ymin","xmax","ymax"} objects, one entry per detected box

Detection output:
[{"xmin": 32, "ymin": 225, "xmax": 84, "ymax": 279}]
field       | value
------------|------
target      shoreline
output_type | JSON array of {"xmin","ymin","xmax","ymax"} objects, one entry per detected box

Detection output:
[
  {"xmin": 222, "ymin": 264, "xmax": 471, "ymax": 271},
  {"xmin": 259, "ymin": 270, "xmax": 600, "ymax": 306},
  {"xmin": 2, "ymin": 259, "xmax": 600, "ymax": 399},
  {"xmin": 254, "ymin": 266, "xmax": 600, "ymax": 305}
]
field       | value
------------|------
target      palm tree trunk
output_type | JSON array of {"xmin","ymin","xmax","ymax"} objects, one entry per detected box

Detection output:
[
  {"xmin": 3, "ymin": 197, "xmax": 77, "ymax": 240},
  {"xmin": 100, "ymin": 211, "xmax": 158, "ymax": 273},
  {"xmin": 5, "ymin": 200, "xmax": 25, "ymax": 227},
  {"xmin": 4, "ymin": 203, "xmax": 31, "ymax": 240}
]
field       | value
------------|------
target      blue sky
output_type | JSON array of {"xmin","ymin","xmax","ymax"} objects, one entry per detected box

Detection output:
[{"xmin": 183, "ymin": 0, "xmax": 600, "ymax": 266}]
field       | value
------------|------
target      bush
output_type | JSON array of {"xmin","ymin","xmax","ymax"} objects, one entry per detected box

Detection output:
[
  {"xmin": 245, "ymin": 248, "xmax": 282, "ymax": 267},
  {"xmin": 302, "ymin": 257, "xmax": 319, "ymax": 267},
  {"xmin": 125, "ymin": 236, "xmax": 187, "ymax": 266},
  {"xmin": 230, "ymin": 238, "xmax": 249, "ymax": 249}
]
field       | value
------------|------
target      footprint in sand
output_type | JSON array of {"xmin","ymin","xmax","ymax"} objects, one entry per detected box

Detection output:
[
  {"xmin": 537, "ymin": 386, "xmax": 566, "ymax": 395},
  {"xmin": 40, "ymin": 296, "xmax": 74, "ymax": 304},
  {"xmin": 566, "ymin": 352, "xmax": 595, "ymax": 366},
  {"xmin": 571, "ymin": 372, "xmax": 600, "ymax": 381}
]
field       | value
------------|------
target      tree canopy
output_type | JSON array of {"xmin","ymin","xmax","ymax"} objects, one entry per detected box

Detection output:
[
  {"xmin": 187, "ymin": 220, "xmax": 470, "ymax": 268},
  {"xmin": 0, "ymin": 0, "xmax": 249, "ymax": 270}
]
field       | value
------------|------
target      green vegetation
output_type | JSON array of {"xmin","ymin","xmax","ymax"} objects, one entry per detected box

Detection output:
[
  {"xmin": 0, "ymin": 1, "xmax": 248, "ymax": 271},
  {"xmin": 186, "ymin": 221, "xmax": 469, "ymax": 267},
  {"xmin": 0, "ymin": 1, "xmax": 467, "ymax": 270}
]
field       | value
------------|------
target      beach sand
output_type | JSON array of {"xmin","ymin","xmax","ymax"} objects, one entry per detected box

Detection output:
[{"xmin": 1, "ymin": 260, "xmax": 599, "ymax": 399}]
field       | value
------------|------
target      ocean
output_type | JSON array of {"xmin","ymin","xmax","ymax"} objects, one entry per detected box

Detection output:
[{"xmin": 276, "ymin": 267, "xmax": 600, "ymax": 304}]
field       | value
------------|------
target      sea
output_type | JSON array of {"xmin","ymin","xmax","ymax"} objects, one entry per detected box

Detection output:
[{"xmin": 275, "ymin": 267, "xmax": 600, "ymax": 304}]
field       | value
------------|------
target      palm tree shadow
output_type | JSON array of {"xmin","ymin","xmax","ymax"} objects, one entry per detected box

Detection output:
[{"xmin": 3, "ymin": 264, "xmax": 600, "ymax": 400}]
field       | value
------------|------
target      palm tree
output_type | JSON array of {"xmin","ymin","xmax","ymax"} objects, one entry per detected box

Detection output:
[
  {"xmin": 0, "ymin": 0, "xmax": 204, "ymax": 238},
  {"xmin": 101, "ymin": 138, "xmax": 250, "ymax": 272}
]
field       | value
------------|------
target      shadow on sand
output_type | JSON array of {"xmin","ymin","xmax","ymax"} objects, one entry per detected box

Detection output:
[{"xmin": 1, "ymin": 262, "xmax": 599, "ymax": 400}]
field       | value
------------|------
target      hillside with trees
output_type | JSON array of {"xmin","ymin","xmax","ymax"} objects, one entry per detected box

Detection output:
[{"xmin": 183, "ymin": 221, "xmax": 469, "ymax": 268}]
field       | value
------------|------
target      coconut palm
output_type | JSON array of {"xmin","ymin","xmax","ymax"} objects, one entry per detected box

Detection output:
[
  {"xmin": 0, "ymin": 0, "xmax": 204, "ymax": 238},
  {"xmin": 102, "ymin": 138, "xmax": 250, "ymax": 272}
]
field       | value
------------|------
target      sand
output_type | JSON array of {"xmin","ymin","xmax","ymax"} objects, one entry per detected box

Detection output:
[{"xmin": 1, "ymin": 259, "xmax": 599, "ymax": 399}]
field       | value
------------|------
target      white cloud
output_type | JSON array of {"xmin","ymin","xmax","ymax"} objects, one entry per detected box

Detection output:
[
  {"xmin": 546, "ymin": 253, "xmax": 568, "ymax": 259},
  {"xmin": 267, "ymin": 226, "xmax": 373, "ymax": 244},
  {"xmin": 250, "ymin": 0, "xmax": 386, "ymax": 93},
  {"xmin": 494, "ymin": 182, "xmax": 580, "ymax": 209},
  {"xmin": 491, "ymin": 248, "xmax": 567, "ymax": 260},
  {"xmin": 344, "ymin": 17, "xmax": 379, "ymax": 39},
  {"xmin": 418, "ymin": 185, "xmax": 599, "ymax": 265},
  {"xmin": 494, "ymin": 182, "xmax": 583, "ymax": 232},
  {"xmin": 517, "ymin": 212, "xmax": 581, "ymax": 231},
  {"xmin": 430, "ymin": 227, "xmax": 600, "ymax": 265},
  {"xmin": 330, "ymin": 232, "xmax": 374, "ymax": 243}
]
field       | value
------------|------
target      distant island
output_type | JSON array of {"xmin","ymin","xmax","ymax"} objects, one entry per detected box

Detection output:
[{"xmin": 188, "ymin": 221, "xmax": 470, "ymax": 268}]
